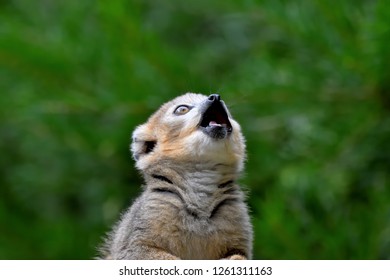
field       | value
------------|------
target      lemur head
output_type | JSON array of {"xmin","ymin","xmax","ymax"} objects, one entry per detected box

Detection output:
[{"xmin": 131, "ymin": 93, "xmax": 246, "ymax": 174}]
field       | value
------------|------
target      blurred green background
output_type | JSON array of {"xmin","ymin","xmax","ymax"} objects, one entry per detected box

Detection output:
[{"xmin": 1, "ymin": 0, "xmax": 389, "ymax": 259}]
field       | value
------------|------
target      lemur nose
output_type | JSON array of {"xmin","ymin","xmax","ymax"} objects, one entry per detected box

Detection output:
[{"xmin": 208, "ymin": 94, "xmax": 221, "ymax": 102}]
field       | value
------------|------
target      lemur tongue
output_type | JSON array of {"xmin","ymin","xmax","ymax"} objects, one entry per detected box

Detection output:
[{"xmin": 209, "ymin": 121, "xmax": 223, "ymax": 127}]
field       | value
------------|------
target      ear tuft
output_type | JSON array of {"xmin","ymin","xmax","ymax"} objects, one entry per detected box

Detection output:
[{"xmin": 131, "ymin": 124, "xmax": 157, "ymax": 161}]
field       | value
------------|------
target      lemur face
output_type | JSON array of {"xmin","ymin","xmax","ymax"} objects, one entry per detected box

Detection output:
[{"xmin": 131, "ymin": 93, "xmax": 245, "ymax": 173}]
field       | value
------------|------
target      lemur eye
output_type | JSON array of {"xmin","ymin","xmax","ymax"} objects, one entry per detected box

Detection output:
[{"xmin": 174, "ymin": 105, "xmax": 191, "ymax": 115}]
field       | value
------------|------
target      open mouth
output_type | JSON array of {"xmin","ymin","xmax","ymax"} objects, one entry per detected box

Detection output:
[{"xmin": 199, "ymin": 99, "xmax": 233, "ymax": 139}]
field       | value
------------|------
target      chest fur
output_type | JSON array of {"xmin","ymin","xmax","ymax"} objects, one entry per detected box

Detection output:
[{"xmin": 145, "ymin": 190, "xmax": 247, "ymax": 259}]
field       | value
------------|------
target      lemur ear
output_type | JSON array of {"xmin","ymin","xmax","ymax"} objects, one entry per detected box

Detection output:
[{"xmin": 130, "ymin": 124, "xmax": 157, "ymax": 161}]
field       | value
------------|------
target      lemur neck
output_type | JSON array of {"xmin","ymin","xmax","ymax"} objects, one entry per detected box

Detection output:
[{"xmin": 143, "ymin": 159, "xmax": 240, "ymax": 189}]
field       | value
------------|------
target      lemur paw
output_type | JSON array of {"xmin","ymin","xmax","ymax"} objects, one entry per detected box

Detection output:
[{"xmin": 221, "ymin": 254, "xmax": 247, "ymax": 260}]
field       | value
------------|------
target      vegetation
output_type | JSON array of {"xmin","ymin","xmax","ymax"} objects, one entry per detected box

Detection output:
[{"xmin": 0, "ymin": 0, "xmax": 389, "ymax": 259}]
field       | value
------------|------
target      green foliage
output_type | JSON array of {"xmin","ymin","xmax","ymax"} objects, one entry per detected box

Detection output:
[{"xmin": 0, "ymin": 0, "xmax": 389, "ymax": 259}]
